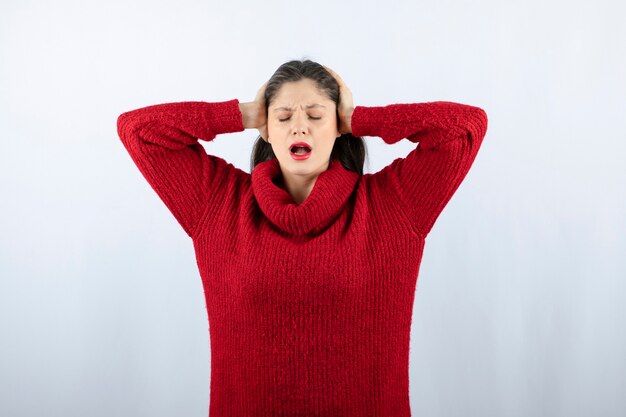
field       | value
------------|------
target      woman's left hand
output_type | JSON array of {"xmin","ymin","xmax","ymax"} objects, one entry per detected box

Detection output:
[{"xmin": 324, "ymin": 65, "xmax": 354, "ymax": 135}]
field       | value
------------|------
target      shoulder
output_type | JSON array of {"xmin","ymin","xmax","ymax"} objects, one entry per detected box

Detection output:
[
  {"xmin": 355, "ymin": 168, "xmax": 423, "ymax": 238},
  {"xmin": 193, "ymin": 155, "xmax": 252, "ymax": 235}
]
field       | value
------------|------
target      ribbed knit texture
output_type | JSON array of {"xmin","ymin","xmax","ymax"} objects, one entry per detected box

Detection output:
[{"xmin": 117, "ymin": 98, "xmax": 488, "ymax": 416}]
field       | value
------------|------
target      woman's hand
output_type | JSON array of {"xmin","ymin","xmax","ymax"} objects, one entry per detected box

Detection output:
[
  {"xmin": 239, "ymin": 80, "xmax": 269, "ymax": 141},
  {"xmin": 254, "ymin": 81, "xmax": 269, "ymax": 141},
  {"xmin": 323, "ymin": 65, "xmax": 354, "ymax": 135}
]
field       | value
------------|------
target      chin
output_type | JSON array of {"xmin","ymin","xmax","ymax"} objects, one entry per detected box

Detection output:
[{"xmin": 280, "ymin": 155, "xmax": 329, "ymax": 175}]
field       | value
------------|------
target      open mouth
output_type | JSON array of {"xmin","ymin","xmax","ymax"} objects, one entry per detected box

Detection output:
[{"xmin": 290, "ymin": 145, "xmax": 312, "ymax": 155}]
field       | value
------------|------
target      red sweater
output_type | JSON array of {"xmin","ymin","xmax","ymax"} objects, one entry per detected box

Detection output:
[{"xmin": 117, "ymin": 98, "xmax": 488, "ymax": 416}]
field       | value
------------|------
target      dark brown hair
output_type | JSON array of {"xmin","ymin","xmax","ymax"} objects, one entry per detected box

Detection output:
[{"xmin": 249, "ymin": 59, "xmax": 367, "ymax": 174}]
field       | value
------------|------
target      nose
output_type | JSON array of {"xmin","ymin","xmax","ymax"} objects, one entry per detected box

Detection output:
[
  {"xmin": 291, "ymin": 112, "xmax": 308, "ymax": 135},
  {"xmin": 292, "ymin": 126, "xmax": 306, "ymax": 135}
]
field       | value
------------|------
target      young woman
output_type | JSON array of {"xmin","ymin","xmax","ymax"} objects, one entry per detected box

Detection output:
[{"xmin": 117, "ymin": 59, "xmax": 488, "ymax": 416}]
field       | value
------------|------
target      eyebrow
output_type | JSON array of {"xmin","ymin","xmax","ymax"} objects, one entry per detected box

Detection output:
[{"xmin": 272, "ymin": 104, "xmax": 326, "ymax": 112}]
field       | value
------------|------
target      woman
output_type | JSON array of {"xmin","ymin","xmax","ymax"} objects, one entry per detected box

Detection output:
[{"xmin": 117, "ymin": 59, "xmax": 488, "ymax": 416}]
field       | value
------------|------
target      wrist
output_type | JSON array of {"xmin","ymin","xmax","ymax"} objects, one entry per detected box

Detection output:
[
  {"xmin": 344, "ymin": 107, "xmax": 354, "ymax": 134},
  {"xmin": 238, "ymin": 101, "xmax": 261, "ymax": 129}
]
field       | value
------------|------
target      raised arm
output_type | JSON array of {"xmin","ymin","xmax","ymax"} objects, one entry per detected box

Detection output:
[
  {"xmin": 352, "ymin": 101, "xmax": 488, "ymax": 237},
  {"xmin": 116, "ymin": 99, "xmax": 245, "ymax": 238}
]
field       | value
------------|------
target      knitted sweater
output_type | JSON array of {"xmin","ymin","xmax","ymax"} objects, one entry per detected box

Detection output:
[{"xmin": 116, "ymin": 98, "xmax": 488, "ymax": 416}]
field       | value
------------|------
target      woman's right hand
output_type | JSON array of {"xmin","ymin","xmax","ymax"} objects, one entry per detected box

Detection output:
[
  {"xmin": 253, "ymin": 80, "xmax": 268, "ymax": 141},
  {"xmin": 239, "ymin": 81, "xmax": 269, "ymax": 141}
]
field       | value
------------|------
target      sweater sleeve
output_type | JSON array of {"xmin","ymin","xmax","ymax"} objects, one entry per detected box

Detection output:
[
  {"xmin": 351, "ymin": 101, "xmax": 488, "ymax": 237},
  {"xmin": 116, "ymin": 98, "xmax": 245, "ymax": 238}
]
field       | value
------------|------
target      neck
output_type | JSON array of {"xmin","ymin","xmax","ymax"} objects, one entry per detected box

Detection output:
[{"xmin": 278, "ymin": 160, "xmax": 330, "ymax": 205}]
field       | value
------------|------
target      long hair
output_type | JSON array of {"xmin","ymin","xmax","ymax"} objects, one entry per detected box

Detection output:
[{"xmin": 249, "ymin": 59, "xmax": 367, "ymax": 174}]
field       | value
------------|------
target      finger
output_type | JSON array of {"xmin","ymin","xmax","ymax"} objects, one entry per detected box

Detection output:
[
  {"xmin": 256, "ymin": 80, "xmax": 268, "ymax": 100},
  {"xmin": 324, "ymin": 66, "xmax": 341, "ymax": 83},
  {"xmin": 324, "ymin": 67, "xmax": 350, "ymax": 97},
  {"xmin": 323, "ymin": 65, "xmax": 344, "ymax": 85}
]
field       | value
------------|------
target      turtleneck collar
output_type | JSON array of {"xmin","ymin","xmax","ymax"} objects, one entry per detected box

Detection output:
[{"xmin": 251, "ymin": 158, "xmax": 360, "ymax": 236}]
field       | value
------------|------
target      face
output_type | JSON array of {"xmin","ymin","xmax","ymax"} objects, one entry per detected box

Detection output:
[{"xmin": 267, "ymin": 78, "xmax": 340, "ymax": 178}]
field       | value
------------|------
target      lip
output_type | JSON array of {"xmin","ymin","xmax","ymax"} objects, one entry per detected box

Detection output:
[
  {"xmin": 289, "ymin": 142, "xmax": 312, "ymax": 160},
  {"xmin": 289, "ymin": 141, "xmax": 312, "ymax": 150},
  {"xmin": 290, "ymin": 152, "xmax": 311, "ymax": 160}
]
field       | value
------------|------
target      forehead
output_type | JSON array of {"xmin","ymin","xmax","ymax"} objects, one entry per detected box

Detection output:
[{"xmin": 270, "ymin": 79, "xmax": 332, "ymax": 110}]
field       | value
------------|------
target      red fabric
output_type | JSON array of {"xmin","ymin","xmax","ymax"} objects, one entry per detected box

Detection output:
[{"xmin": 117, "ymin": 98, "xmax": 488, "ymax": 416}]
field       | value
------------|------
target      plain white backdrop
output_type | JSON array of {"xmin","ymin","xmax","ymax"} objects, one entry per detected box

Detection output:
[{"xmin": 1, "ymin": 0, "xmax": 624, "ymax": 416}]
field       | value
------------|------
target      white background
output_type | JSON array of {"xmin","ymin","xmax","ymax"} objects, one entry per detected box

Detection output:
[{"xmin": 1, "ymin": 0, "xmax": 624, "ymax": 416}]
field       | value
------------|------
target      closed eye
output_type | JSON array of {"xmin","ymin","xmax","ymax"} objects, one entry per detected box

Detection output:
[{"xmin": 278, "ymin": 116, "xmax": 322, "ymax": 122}]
